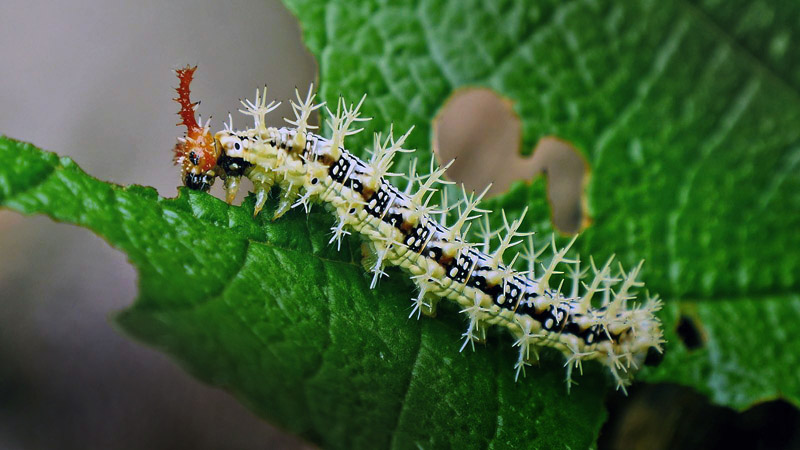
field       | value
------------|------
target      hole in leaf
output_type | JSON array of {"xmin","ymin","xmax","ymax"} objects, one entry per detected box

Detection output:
[
  {"xmin": 644, "ymin": 346, "xmax": 665, "ymax": 367},
  {"xmin": 432, "ymin": 88, "xmax": 589, "ymax": 234},
  {"xmin": 676, "ymin": 315, "xmax": 704, "ymax": 350}
]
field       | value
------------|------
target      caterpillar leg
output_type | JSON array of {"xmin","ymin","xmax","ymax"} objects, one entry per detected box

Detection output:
[
  {"xmin": 245, "ymin": 167, "xmax": 277, "ymax": 216},
  {"xmin": 253, "ymin": 181, "xmax": 270, "ymax": 216},
  {"xmin": 224, "ymin": 175, "xmax": 241, "ymax": 204},
  {"xmin": 274, "ymin": 188, "xmax": 299, "ymax": 220},
  {"xmin": 359, "ymin": 241, "xmax": 389, "ymax": 288},
  {"xmin": 409, "ymin": 285, "xmax": 438, "ymax": 319},
  {"xmin": 274, "ymin": 171, "xmax": 305, "ymax": 219},
  {"xmin": 404, "ymin": 257, "xmax": 446, "ymax": 319},
  {"xmin": 360, "ymin": 243, "xmax": 374, "ymax": 271}
]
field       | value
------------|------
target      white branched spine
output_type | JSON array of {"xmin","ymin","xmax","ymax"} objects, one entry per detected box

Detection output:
[
  {"xmin": 208, "ymin": 86, "xmax": 665, "ymax": 393},
  {"xmin": 239, "ymin": 86, "xmax": 281, "ymax": 134}
]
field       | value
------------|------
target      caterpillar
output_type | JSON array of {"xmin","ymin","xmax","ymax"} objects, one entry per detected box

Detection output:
[{"xmin": 172, "ymin": 66, "xmax": 664, "ymax": 392}]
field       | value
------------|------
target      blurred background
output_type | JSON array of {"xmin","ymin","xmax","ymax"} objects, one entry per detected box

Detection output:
[
  {"xmin": 0, "ymin": 1, "xmax": 318, "ymax": 448},
  {"xmin": 2, "ymin": 1, "xmax": 799, "ymax": 449}
]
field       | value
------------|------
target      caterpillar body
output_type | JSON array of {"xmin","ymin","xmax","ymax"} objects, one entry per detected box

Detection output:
[{"xmin": 172, "ymin": 66, "xmax": 664, "ymax": 392}]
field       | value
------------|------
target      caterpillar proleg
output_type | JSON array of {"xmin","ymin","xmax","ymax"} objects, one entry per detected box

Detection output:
[{"xmin": 172, "ymin": 66, "xmax": 664, "ymax": 392}]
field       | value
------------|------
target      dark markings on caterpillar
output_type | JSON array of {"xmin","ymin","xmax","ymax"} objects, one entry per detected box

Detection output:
[
  {"xmin": 404, "ymin": 222, "xmax": 433, "ymax": 253},
  {"xmin": 329, "ymin": 155, "xmax": 352, "ymax": 184},
  {"xmin": 365, "ymin": 184, "xmax": 392, "ymax": 218},
  {"xmin": 173, "ymin": 75, "xmax": 665, "ymax": 392},
  {"xmin": 218, "ymin": 154, "xmax": 252, "ymax": 177}
]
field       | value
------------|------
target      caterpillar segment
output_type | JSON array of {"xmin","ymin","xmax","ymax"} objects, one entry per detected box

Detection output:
[{"xmin": 173, "ymin": 67, "xmax": 665, "ymax": 392}]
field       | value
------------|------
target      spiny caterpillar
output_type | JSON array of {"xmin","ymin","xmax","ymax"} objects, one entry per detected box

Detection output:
[{"xmin": 172, "ymin": 66, "xmax": 665, "ymax": 392}]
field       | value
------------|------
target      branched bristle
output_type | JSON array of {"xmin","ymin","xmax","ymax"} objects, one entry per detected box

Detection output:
[
  {"xmin": 411, "ymin": 159, "xmax": 454, "ymax": 205},
  {"xmin": 459, "ymin": 292, "xmax": 487, "ymax": 352},
  {"xmin": 368, "ymin": 125, "xmax": 415, "ymax": 180},
  {"xmin": 202, "ymin": 80, "xmax": 665, "ymax": 394},
  {"xmin": 285, "ymin": 84, "xmax": 324, "ymax": 134},
  {"xmin": 537, "ymin": 235, "xmax": 578, "ymax": 294},
  {"xmin": 577, "ymin": 255, "xmax": 614, "ymax": 312},
  {"xmin": 520, "ymin": 235, "xmax": 547, "ymax": 278},
  {"xmin": 239, "ymin": 86, "xmax": 281, "ymax": 132},
  {"xmin": 476, "ymin": 213, "xmax": 499, "ymax": 253},
  {"xmin": 402, "ymin": 157, "xmax": 419, "ymax": 194},
  {"xmin": 326, "ymin": 95, "xmax": 370, "ymax": 153},
  {"xmin": 566, "ymin": 255, "xmax": 589, "ymax": 299},
  {"xmin": 489, "ymin": 207, "xmax": 529, "ymax": 267}
]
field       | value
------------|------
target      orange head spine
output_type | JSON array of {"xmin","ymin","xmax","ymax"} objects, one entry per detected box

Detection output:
[{"xmin": 173, "ymin": 66, "xmax": 217, "ymax": 190}]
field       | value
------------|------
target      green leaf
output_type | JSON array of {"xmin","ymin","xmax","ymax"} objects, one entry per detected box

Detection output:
[
  {"xmin": 282, "ymin": 0, "xmax": 800, "ymax": 410},
  {"xmin": 0, "ymin": 136, "xmax": 607, "ymax": 449},
  {"xmin": 5, "ymin": 0, "xmax": 800, "ymax": 446},
  {"xmin": 645, "ymin": 295, "xmax": 800, "ymax": 409}
]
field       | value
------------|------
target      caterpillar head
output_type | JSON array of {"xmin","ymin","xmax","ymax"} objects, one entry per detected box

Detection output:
[
  {"xmin": 213, "ymin": 130, "xmax": 254, "ymax": 203},
  {"xmin": 173, "ymin": 66, "xmax": 219, "ymax": 191}
]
